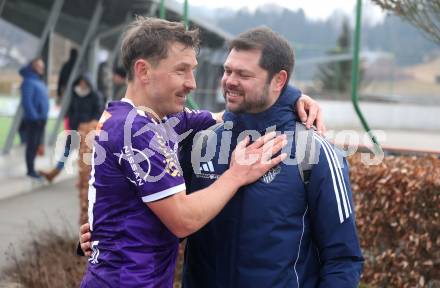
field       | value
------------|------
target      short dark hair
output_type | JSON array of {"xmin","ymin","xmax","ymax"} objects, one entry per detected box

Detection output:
[
  {"xmin": 228, "ymin": 27, "xmax": 294, "ymax": 85},
  {"xmin": 121, "ymin": 16, "xmax": 200, "ymax": 81},
  {"xmin": 113, "ymin": 66, "xmax": 127, "ymax": 78}
]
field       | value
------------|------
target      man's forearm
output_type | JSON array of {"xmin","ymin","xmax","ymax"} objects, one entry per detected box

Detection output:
[
  {"xmin": 180, "ymin": 169, "xmax": 242, "ymax": 234},
  {"xmin": 149, "ymin": 169, "xmax": 243, "ymax": 238}
]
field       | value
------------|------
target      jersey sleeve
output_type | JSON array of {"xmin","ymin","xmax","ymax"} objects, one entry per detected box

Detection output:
[
  {"xmin": 306, "ymin": 134, "xmax": 364, "ymax": 287},
  {"xmin": 118, "ymin": 120, "xmax": 186, "ymax": 203},
  {"xmin": 173, "ymin": 108, "xmax": 216, "ymax": 135}
]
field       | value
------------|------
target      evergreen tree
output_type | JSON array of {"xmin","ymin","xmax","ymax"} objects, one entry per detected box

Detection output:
[{"xmin": 316, "ymin": 19, "xmax": 355, "ymax": 93}]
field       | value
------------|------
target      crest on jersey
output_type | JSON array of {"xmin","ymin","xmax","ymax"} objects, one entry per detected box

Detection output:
[{"xmin": 260, "ymin": 165, "xmax": 282, "ymax": 184}]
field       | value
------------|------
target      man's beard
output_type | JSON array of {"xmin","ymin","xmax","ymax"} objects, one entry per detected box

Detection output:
[{"xmin": 225, "ymin": 83, "xmax": 270, "ymax": 114}]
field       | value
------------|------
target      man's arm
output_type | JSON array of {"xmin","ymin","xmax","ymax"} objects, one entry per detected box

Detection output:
[
  {"xmin": 271, "ymin": 85, "xmax": 326, "ymax": 133},
  {"xmin": 181, "ymin": 88, "xmax": 325, "ymax": 133},
  {"xmin": 149, "ymin": 132, "xmax": 286, "ymax": 238},
  {"xmin": 296, "ymin": 94, "xmax": 325, "ymax": 133},
  {"xmin": 174, "ymin": 108, "xmax": 218, "ymax": 140},
  {"xmin": 78, "ymin": 170, "xmax": 251, "ymax": 254},
  {"xmin": 79, "ymin": 132, "xmax": 287, "ymax": 254},
  {"xmin": 306, "ymin": 134, "xmax": 364, "ymax": 287},
  {"xmin": 215, "ymin": 96, "xmax": 324, "ymax": 132}
]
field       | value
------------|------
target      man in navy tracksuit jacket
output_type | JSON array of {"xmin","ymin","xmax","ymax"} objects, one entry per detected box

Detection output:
[{"xmin": 181, "ymin": 27, "xmax": 363, "ymax": 288}]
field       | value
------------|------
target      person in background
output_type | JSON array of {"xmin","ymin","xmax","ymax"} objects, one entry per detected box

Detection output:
[
  {"xmin": 57, "ymin": 47, "xmax": 79, "ymax": 140},
  {"xmin": 57, "ymin": 48, "xmax": 78, "ymax": 101},
  {"xmin": 67, "ymin": 75, "xmax": 102, "ymax": 132},
  {"xmin": 39, "ymin": 74, "xmax": 101, "ymax": 182},
  {"xmin": 97, "ymin": 61, "xmax": 112, "ymax": 107},
  {"xmin": 111, "ymin": 66, "xmax": 127, "ymax": 101},
  {"xmin": 19, "ymin": 57, "xmax": 49, "ymax": 179}
]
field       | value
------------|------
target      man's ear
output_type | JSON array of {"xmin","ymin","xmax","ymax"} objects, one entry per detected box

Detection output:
[
  {"xmin": 271, "ymin": 70, "xmax": 288, "ymax": 93},
  {"xmin": 133, "ymin": 59, "xmax": 151, "ymax": 83}
]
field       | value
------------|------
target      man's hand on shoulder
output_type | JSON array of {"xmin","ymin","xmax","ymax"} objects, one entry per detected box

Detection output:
[{"xmin": 295, "ymin": 94, "xmax": 326, "ymax": 134}]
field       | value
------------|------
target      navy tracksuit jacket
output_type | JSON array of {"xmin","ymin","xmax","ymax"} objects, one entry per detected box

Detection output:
[{"xmin": 181, "ymin": 86, "xmax": 364, "ymax": 288}]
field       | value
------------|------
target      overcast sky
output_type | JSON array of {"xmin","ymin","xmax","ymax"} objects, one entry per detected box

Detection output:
[{"xmin": 176, "ymin": 0, "xmax": 386, "ymax": 23}]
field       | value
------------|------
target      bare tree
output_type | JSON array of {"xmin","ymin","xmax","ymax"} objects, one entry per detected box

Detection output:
[{"xmin": 372, "ymin": 0, "xmax": 440, "ymax": 44}]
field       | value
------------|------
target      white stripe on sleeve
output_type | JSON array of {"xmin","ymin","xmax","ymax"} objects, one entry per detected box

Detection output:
[
  {"xmin": 315, "ymin": 135, "xmax": 351, "ymax": 218},
  {"xmin": 141, "ymin": 183, "xmax": 186, "ymax": 203},
  {"xmin": 313, "ymin": 136, "xmax": 344, "ymax": 223},
  {"xmin": 322, "ymin": 137, "xmax": 352, "ymax": 213}
]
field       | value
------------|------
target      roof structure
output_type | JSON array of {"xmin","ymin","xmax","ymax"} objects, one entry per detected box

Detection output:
[
  {"xmin": 1, "ymin": 0, "xmax": 232, "ymax": 49},
  {"xmin": 1, "ymin": 0, "xmax": 231, "ymax": 153}
]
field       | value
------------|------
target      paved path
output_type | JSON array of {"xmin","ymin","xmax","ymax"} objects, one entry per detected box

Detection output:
[
  {"xmin": 0, "ymin": 178, "xmax": 79, "ymax": 275},
  {"xmin": 0, "ymin": 146, "xmax": 78, "ymax": 201}
]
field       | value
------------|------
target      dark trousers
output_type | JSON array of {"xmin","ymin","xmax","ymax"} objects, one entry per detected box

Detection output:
[
  {"xmin": 25, "ymin": 119, "xmax": 46, "ymax": 175},
  {"xmin": 18, "ymin": 119, "xmax": 27, "ymax": 144}
]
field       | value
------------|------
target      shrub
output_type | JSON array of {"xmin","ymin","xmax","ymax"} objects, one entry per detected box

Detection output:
[
  {"xmin": 349, "ymin": 154, "xmax": 440, "ymax": 287},
  {"xmin": 1, "ymin": 226, "xmax": 87, "ymax": 288}
]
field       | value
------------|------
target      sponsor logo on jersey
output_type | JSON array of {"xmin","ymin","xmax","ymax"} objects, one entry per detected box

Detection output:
[{"xmin": 195, "ymin": 161, "xmax": 220, "ymax": 180}]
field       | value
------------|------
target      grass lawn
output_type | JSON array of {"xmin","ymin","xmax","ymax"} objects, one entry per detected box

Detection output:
[{"xmin": 0, "ymin": 117, "xmax": 19, "ymax": 149}]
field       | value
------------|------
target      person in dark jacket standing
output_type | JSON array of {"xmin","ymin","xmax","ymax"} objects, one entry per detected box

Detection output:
[
  {"xmin": 111, "ymin": 66, "xmax": 127, "ymax": 101},
  {"xmin": 20, "ymin": 57, "xmax": 49, "ymax": 179},
  {"xmin": 57, "ymin": 48, "xmax": 78, "ymax": 100},
  {"xmin": 67, "ymin": 75, "xmax": 101, "ymax": 131},
  {"xmin": 57, "ymin": 48, "xmax": 78, "ymax": 136},
  {"xmin": 39, "ymin": 74, "xmax": 101, "ymax": 182},
  {"xmin": 97, "ymin": 62, "xmax": 112, "ymax": 104}
]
